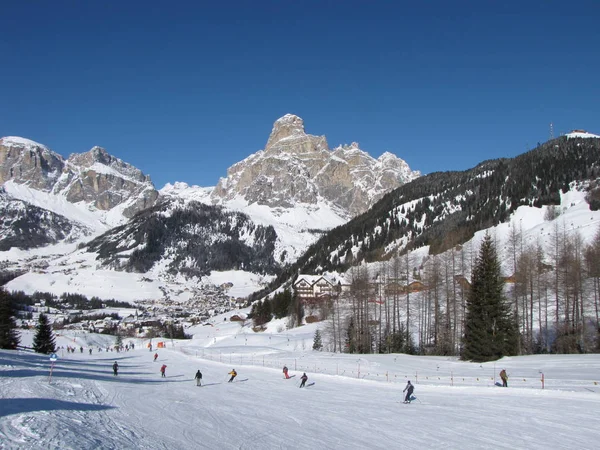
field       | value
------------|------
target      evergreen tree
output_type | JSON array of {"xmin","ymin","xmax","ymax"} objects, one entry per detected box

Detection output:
[
  {"xmin": 312, "ymin": 329, "xmax": 323, "ymax": 351},
  {"xmin": 115, "ymin": 333, "xmax": 123, "ymax": 349},
  {"xmin": 32, "ymin": 313, "xmax": 57, "ymax": 354},
  {"xmin": 272, "ymin": 289, "xmax": 292, "ymax": 319},
  {"xmin": 0, "ymin": 289, "xmax": 20, "ymax": 350},
  {"xmin": 462, "ymin": 234, "xmax": 519, "ymax": 362},
  {"xmin": 251, "ymin": 298, "xmax": 272, "ymax": 327}
]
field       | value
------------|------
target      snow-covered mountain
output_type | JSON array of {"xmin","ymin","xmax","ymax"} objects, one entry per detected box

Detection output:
[
  {"xmin": 0, "ymin": 116, "xmax": 420, "ymax": 303},
  {"xmin": 210, "ymin": 114, "xmax": 420, "ymax": 217},
  {"xmin": 160, "ymin": 114, "xmax": 421, "ymax": 263},
  {"xmin": 0, "ymin": 136, "xmax": 158, "ymax": 222},
  {"xmin": 0, "ymin": 187, "xmax": 92, "ymax": 251}
]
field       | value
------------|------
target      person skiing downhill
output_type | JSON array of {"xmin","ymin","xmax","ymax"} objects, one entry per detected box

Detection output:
[
  {"xmin": 500, "ymin": 369, "xmax": 508, "ymax": 387},
  {"xmin": 160, "ymin": 364, "xmax": 167, "ymax": 378},
  {"xmin": 195, "ymin": 370, "xmax": 203, "ymax": 386},
  {"xmin": 228, "ymin": 369, "xmax": 237, "ymax": 382},
  {"xmin": 154, "ymin": 353, "xmax": 158, "ymax": 362},
  {"xmin": 403, "ymin": 380, "xmax": 414, "ymax": 403},
  {"xmin": 283, "ymin": 365, "xmax": 290, "ymax": 379},
  {"xmin": 299, "ymin": 373, "xmax": 308, "ymax": 388},
  {"xmin": 112, "ymin": 361, "xmax": 119, "ymax": 376}
]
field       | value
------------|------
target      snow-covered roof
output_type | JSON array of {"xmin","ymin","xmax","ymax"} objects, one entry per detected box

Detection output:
[{"xmin": 294, "ymin": 274, "xmax": 336, "ymax": 286}]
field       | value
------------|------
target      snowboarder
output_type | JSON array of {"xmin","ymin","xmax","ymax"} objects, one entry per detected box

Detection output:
[
  {"xmin": 403, "ymin": 380, "xmax": 414, "ymax": 403},
  {"xmin": 195, "ymin": 370, "xmax": 203, "ymax": 386},
  {"xmin": 112, "ymin": 361, "xmax": 119, "ymax": 376},
  {"xmin": 283, "ymin": 365, "xmax": 290, "ymax": 379},
  {"xmin": 228, "ymin": 369, "xmax": 237, "ymax": 382},
  {"xmin": 299, "ymin": 372, "xmax": 308, "ymax": 388},
  {"xmin": 160, "ymin": 364, "xmax": 167, "ymax": 378},
  {"xmin": 154, "ymin": 352, "xmax": 158, "ymax": 362},
  {"xmin": 500, "ymin": 369, "xmax": 508, "ymax": 387}
]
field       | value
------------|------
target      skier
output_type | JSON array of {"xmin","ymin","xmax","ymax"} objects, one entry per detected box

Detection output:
[
  {"xmin": 283, "ymin": 365, "xmax": 290, "ymax": 379},
  {"xmin": 89, "ymin": 348, "xmax": 92, "ymax": 355},
  {"xmin": 160, "ymin": 364, "xmax": 167, "ymax": 378},
  {"xmin": 403, "ymin": 380, "xmax": 414, "ymax": 403},
  {"xmin": 112, "ymin": 361, "xmax": 119, "ymax": 376},
  {"xmin": 500, "ymin": 369, "xmax": 508, "ymax": 387},
  {"xmin": 195, "ymin": 370, "xmax": 203, "ymax": 387},
  {"xmin": 299, "ymin": 372, "xmax": 308, "ymax": 388},
  {"xmin": 154, "ymin": 352, "xmax": 158, "ymax": 362},
  {"xmin": 228, "ymin": 369, "xmax": 237, "ymax": 382}
]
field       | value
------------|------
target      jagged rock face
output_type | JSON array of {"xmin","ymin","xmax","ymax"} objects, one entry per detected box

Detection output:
[
  {"xmin": 0, "ymin": 137, "xmax": 64, "ymax": 191},
  {"xmin": 211, "ymin": 114, "xmax": 419, "ymax": 216},
  {"xmin": 0, "ymin": 138, "xmax": 158, "ymax": 218},
  {"xmin": 55, "ymin": 146, "xmax": 158, "ymax": 217}
]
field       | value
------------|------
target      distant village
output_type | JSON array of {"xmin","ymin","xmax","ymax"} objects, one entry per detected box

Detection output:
[{"xmin": 13, "ymin": 269, "xmax": 475, "ymax": 339}]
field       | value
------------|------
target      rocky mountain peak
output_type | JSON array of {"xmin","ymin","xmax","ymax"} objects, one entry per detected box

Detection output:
[
  {"xmin": 1, "ymin": 136, "xmax": 158, "ymax": 219},
  {"xmin": 0, "ymin": 136, "xmax": 64, "ymax": 191},
  {"xmin": 265, "ymin": 114, "xmax": 307, "ymax": 149},
  {"xmin": 211, "ymin": 115, "xmax": 420, "ymax": 217}
]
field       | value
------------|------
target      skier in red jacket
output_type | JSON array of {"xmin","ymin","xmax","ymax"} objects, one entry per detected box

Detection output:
[{"xmin": 160, "ymin": 364, "xmax": 167, "ymax": 377}]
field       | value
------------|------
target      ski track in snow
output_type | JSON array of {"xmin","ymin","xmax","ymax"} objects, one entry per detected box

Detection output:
[{"xmin": 2, "ymin": 327, "xmax": 600, "ymax": 449}]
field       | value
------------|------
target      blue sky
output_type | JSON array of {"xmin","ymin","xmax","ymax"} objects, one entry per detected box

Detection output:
[{"xmin": 1, "ymin": 1, "xmax": 599, "ymax": 188}]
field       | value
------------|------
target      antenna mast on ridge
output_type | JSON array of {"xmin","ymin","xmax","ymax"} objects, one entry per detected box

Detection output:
[{"xmin": 549, "ymin": 122, "xmax": 554, "ymax": 140}]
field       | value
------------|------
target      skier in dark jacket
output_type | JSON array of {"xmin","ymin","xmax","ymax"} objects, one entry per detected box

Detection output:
[
  {"xmin": 195, "ymin": 370, "xmax": 203, "ymax": 386},
  {"xmin": 112, "ymin": 361, "xmax": 119, "ymax": 376},
  {"xmin": 299, "ymin": 373, "xmax": 308, "ymax": 388},
  {"xmin": 403, "ymin": 380, "xmax": 414, "ymax": 403}
]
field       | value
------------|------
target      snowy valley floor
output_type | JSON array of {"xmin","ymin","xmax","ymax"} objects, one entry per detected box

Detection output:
[{"xmin": 2, "ymin": 320, "xmax": 600, "ymax": 450}]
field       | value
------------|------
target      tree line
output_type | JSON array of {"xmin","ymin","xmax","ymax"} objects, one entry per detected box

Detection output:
[{"xmin": 313, "ymin": 221, "xmax": 600, "ymax": 361}]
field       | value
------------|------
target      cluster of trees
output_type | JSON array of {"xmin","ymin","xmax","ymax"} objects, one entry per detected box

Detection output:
[
  {"xmin": 250, "ymin": 288, "xmax": 304, "ymax": 328},
  {"xmin": 317, "ymin": 220, "xmax": 600, "ymax": 359},
  {"xmin": 1, "ymin": 288, "xmax": 56, "ymax": 353},
  {"xmin": 8, "ymin": 290, "xmax": 131, "ymax": 311}
]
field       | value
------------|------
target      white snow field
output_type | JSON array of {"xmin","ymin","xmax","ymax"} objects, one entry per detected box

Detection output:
[{"xmin": 2, "ymin": 317, "xmax": 600, "ymax": 450}]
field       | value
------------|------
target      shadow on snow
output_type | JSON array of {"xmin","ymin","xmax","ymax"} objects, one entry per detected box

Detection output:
[{"xmin": 0, "ymin": 398, "xmax": 116, "ymax": 418}]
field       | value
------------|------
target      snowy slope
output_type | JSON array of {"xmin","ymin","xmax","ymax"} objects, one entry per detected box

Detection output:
[
  {"xmin": 1, "ymin": 320, "xmax": 600, "ymax": 449},
  {"xmin": 161, "ymin": 182, "xmax": 348, "ymax": 263}
]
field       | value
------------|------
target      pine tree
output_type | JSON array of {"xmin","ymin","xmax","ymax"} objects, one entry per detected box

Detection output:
[
  {"xmin": 312, "ymin": 329, "xmax": 323, "ymax": 351},
  {"xmin": 0, "ymin": 289, "xmax": 20, "ymax": 350},
  {"xmin": 32, "ymin": 313, "xmax": 56, "ymax": 354},
  {"xmin": 462, "ymin": 233, "xmax": 519, "ymax": 362}
]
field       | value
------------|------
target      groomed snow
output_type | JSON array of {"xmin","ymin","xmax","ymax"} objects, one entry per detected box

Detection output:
[
  {"xmin": 565, "ymin": 131, "xmax": 600, "ymax": 139},
  {"xmin": 2, "ymin": 318, "xmax": 600, "ymax": 449}
]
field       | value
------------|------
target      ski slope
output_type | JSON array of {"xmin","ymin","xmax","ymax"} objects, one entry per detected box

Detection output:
[{"xmin": 2, "ymin": 318, "xmax": 600, "ymax": 449}]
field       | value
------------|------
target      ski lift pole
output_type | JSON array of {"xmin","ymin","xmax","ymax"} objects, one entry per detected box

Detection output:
[
  {"xmin": 541, "ymin": 372, "xmax": 545, "ymax": 390},
  {"xmin": 48, "ymin": 353, "xmax": 58, "ymax": 383},
  {"xmin": 48, "ymin": 361, "xmax": 55, "ymax": 383}
]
